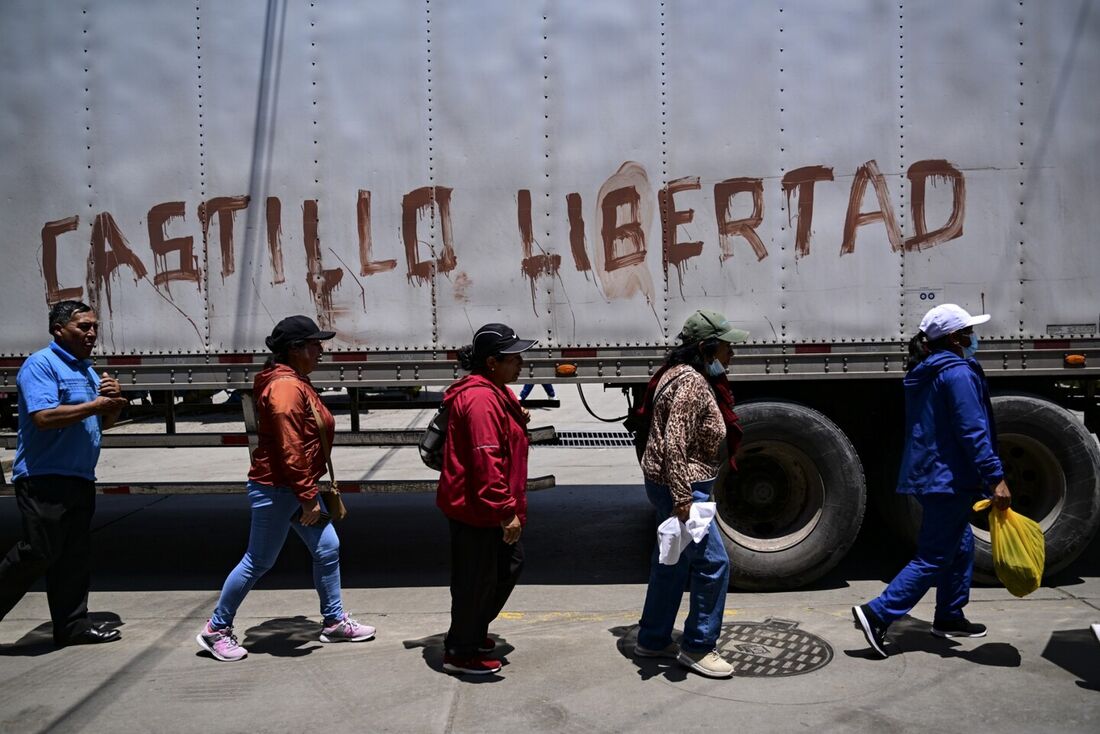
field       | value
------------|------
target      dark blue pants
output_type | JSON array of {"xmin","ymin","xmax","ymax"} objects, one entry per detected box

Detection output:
[{"xmin": 869, "ymin": 493, "xmax": 976, "ymax": 625}]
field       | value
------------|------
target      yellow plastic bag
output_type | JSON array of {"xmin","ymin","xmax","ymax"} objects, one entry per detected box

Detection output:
[{"xmin": 973, "ymin": 499, "xmax": 1045, "ymax": 597}]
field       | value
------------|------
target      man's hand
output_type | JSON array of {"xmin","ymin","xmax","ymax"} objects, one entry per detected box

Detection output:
[
  {"xmin": 992, "ymin": 479, "xmax": 1012, "ymax": 510},
  {"xmin": 501, "ymin": 514, "xmax": 522, "ymax": 544},
  {"xmin": 93, "ymin": 396, "xmax": 128, "ymax": 414},
  {"xmin": 519, "ymin": 407, "xmax": 531, "ymax": 425},
  {"xmin": 95, "ymin": 394, "xmax": 128, "ymax": 429},
  {"xmin": 673, "ymin": 499, "xmax": 692, "ymax": 522},
  {"xmin": 98, "ymin": 373, "xmax": 121, "ymax": 398}
]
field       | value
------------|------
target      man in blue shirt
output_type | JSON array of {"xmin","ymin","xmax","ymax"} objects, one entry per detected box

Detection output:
[{"xmin": 0, "ymin": 300, "xmax": 128, "ymax": 646}]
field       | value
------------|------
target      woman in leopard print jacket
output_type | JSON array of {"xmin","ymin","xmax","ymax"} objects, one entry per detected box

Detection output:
[{"xmin": 634, "ymin": 309, "xmax": 747, "ymax": 679}]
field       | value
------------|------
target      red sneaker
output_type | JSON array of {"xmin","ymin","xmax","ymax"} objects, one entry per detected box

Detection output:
[
  {"xmin": 478, "ymin": 637, "xmax": 496, "ymax": 653},
  {"xmin": 443, "ymin": 653, "xmax": 502, "ymax": 675}
]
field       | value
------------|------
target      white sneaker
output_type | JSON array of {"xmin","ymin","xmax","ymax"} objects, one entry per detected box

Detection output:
[{"xmin": 677, "ymin": 649, "xmax": 734, "ymax": 678}]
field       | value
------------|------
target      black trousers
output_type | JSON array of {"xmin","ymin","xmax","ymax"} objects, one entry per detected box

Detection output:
[
  {"xmin": 0, "ymin": 475, "xmax": 96, "ymax": 643},
  {"xmin": 445, "ymin": 518, "xmax": 524, "ymax": 658}
]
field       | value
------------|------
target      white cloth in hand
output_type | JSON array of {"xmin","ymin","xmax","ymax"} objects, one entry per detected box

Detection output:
[{"xmin": 656, "ymin": 502, "xmax": 717, "ymax": 565}]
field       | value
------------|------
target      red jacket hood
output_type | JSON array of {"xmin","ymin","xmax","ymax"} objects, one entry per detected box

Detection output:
[
  {"xmin": 442, "ymin": 373, "xmax": 486, "ymax": 405},
  {"xmin": 443, "ymin": 374, "xmax": 527, "ymax": 425}
]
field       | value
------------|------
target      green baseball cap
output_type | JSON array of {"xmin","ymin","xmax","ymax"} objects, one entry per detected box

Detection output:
[{"xmin": 679, "ymin": 309, "xmax": 749, "ymax": 345}]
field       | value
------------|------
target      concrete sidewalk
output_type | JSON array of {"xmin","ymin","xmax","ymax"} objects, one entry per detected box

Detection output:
[
  {"xmin": 1, "ymin": 582, "xmax": 1097, "ymax": 734},
  {"xmin": 0, "ymin": 488, "xmax": 1097, "ymax": 734}
]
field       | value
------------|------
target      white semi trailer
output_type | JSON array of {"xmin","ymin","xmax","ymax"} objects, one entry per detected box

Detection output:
[{"xmin": 1, "ymin": 0, "xmax": 1098, "ymax": 589}]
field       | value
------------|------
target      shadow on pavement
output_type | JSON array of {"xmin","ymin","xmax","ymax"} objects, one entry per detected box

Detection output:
[
  {"xmin": 843, "ymin": 615, "xmax": 1022, "ymax": 667},
  {"xmin": 0, "ymin": 611, "xmax": 123, "ymax": 657},
  {"xmin": 0, "ymin": 486, "xmax": 1097, "ymax": 593},
  {"xmin": 608, "ymin": 624, "xmax": 690, "ymax": 682},
  {"xmin": 402, "ymin": 632, "xmax": 512, "ymax": 682},
  {"xmin": 1042, "ymin": 628, "xmax": 1100, "ymax": 692},
  {"xmin": 1043, "ymin": 527, "xmax": 1100, "ymax": 589},
  {"xmin": 238, "ymin": 615, "xmax": 324, "ymax": 658}
]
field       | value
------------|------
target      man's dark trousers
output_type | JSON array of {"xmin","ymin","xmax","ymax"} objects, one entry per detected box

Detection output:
[{"xmin": 0, "ymin": 475, "xmax": 96, "ymax": 643}]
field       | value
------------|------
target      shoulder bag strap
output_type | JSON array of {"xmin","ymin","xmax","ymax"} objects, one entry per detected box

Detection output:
[
  {"xmin": 308, "ymin": 397, "xmax": 336, "ymax": 488},
  {"xmin": 653, "ymin": 370, "xmax": 689, "ymax": 410}
]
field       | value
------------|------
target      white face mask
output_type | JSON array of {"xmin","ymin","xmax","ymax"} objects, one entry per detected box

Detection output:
[
  {"xmin": 962, "ymin": 332, "xmax": 979, "ymax": 359},
  {"xmin": 706, "ymin": 359, "xmax": 726, "ymax": 377}
]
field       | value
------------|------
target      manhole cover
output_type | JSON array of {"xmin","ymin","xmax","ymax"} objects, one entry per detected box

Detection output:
[{"xmin": 716, "ymin": 618, "xmax": 833, "ymax": 677}]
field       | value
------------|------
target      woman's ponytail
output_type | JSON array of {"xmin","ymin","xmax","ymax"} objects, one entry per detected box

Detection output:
[
  {"xmin": 906, "ymin": 331, "xmax": 930, "ymax": 371},
  {"xmin": 457, "ymin": 344, "xmax": 477, "ymax": 372}
]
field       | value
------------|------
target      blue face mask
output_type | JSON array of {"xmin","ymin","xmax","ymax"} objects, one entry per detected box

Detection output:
[
  {"xmin": 962, "ymin": 332, "xmax": 979, "ymax": 359},
  {"xmin": 706, "ymin": 359, "xmax": 726, "ymax": 377}
]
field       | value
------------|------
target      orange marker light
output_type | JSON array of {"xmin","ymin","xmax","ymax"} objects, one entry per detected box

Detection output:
[
  {"xmin": 555, "ymin": 363, "xmax": 577, "ymax": 377},
  {"xmin": 1064, "ymin": 354, "xmax": 1086, "ymax": 367}
]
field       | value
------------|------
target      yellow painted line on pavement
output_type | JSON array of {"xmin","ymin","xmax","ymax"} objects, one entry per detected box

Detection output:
[
  {"xmin": 497, "ymin": 611, "xmax": 636, "ymax": 623},
  {"xmin": 496, "ymin": 608, "xmax": 742, "ymax": 623}
]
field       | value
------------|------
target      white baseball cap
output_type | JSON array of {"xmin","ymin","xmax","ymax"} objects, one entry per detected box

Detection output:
[{"xmin": 919, "ymin": 304, "xmax": 991, "ymax": 341}]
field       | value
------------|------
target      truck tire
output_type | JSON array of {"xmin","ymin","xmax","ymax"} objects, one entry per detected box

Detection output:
[
  {"xmin": 713, "ymin": 401, "xmax": 866, "ymax": 590},
  {"xmin": 879, "ymin": 394, "xmax": 1100, "ymax": 582},
  {"xmin": 973, "ymin": 394, "xmax": 1100, "ymax": 579}
]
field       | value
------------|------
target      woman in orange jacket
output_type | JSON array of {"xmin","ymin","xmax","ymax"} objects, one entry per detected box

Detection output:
[{"xmin": 196, "ymin": 316, "xmax": 374, "ymax": 662}]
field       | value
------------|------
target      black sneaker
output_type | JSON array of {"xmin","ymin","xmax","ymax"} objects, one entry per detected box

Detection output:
[
  {"xmin": 852, "ymin": 604, "xmax": 890, "ymax": 658},
  {"xmin": 931, "ymin": 617, "xmax": 987, "ymax": 638}
]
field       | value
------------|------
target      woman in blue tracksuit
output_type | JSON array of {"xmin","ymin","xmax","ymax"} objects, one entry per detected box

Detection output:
[{"xmin": 853, "ymin": 304, "xmax": 1012, "ymax": 658}]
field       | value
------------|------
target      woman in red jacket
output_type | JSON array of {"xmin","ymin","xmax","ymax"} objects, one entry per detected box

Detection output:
[
  {"xmin": 437, "ymin": 323, "xmax": 535, "ymax": 675},
  {"xmin": 196, "ymin": 316, "xmax": 374, "ymax": 662}
]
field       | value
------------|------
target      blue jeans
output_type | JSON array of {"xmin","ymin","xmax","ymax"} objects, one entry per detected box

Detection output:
[
  {"xmin": 210, "ymin": 482, "xmax": 344, "ymax": 629},
  {"xmin": 638, "ymin": 478, "xmax": 729, "ymax": 653},
  {"xmin": 869, "ymin": 493, "xmax": 975, "ymax": 625}
]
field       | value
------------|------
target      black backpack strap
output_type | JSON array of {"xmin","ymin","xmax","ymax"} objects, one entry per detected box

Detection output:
[{"xmin": 652, "ymin": 370, "xmax": 689, "ymax": 411}]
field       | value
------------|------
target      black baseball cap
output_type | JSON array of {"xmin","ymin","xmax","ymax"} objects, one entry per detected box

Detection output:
[
  {"xmin": 473, "ymin": 323, "xmax": 537, "ymax": 359},
  {"xmin": 265, "ymin": 315, "xmax": 336, "ymax": 352}
]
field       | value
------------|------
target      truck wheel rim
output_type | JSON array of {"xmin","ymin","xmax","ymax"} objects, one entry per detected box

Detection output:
[
  {"xmin": 714, "ymin": 440, "xmax": 824, "ymax": 552},
  {"xmin": 972, "ymin": 433, "xmax": 1065, "ymax": 540}
]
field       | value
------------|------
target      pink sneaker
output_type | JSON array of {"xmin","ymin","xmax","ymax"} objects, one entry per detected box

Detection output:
[
  {"xmin": 320, "ymin": 614, "xmax": 376, "ymax": 643},
  {"xmin": 196, "ymin": 621, "xmax": 247, "ymax": 662}
]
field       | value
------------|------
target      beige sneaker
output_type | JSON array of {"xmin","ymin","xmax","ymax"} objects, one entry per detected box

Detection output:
[{"xmin": 677, "ymin": 649, "xmax": 734, "ymax": 678}]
